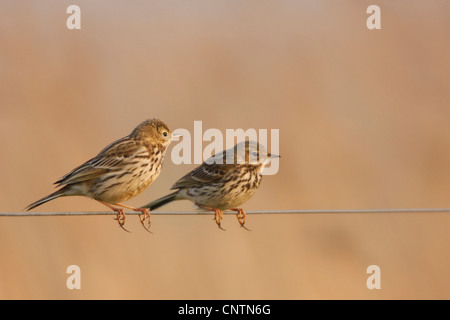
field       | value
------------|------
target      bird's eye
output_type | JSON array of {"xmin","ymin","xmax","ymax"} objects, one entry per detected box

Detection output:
[{"xmin": 163, "ymin": 131, "xmax": 168, "ymax": 137}]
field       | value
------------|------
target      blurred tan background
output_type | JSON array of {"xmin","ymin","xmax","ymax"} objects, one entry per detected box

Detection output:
[{"xmin": 0, "ymin": 1, "xmax": 449, "ymax": 299}]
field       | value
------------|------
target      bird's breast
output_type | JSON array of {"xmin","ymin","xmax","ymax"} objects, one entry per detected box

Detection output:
[
  {"xmin": 92, "ymin": 148, "xmax": 164, "ymax": 203},
  {"xmin": 182, "ymin": 165, "xmax": 262, "ymax": 210}
]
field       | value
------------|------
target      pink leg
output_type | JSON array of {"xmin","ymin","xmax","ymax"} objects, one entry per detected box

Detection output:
[
  {"xmin": 230, "ymin": 208, "xmax": 251, "ymax": 231},
  {"xmin": 198, "ymin": 205, "xmax": 225, "ymax": 231},
  {"xmin": 96, "ymin": 200, "xmax": 131, "ymax": 233},
  {"xmin": 114, "ymin": 203, "xmax": 152, "ymax": 233}
]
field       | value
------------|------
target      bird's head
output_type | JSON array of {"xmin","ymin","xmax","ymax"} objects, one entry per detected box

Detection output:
[
  {"xmin": 208, "ymin": 140, "xmax": 280, "ymax": 166},
  {"xmin": 131, "ymin": 118, "xmax": 177, "ymax": 147}
]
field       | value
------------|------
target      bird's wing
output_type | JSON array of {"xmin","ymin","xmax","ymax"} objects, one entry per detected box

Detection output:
[
  {"xmin": 171, "ymin": 163, "xmax": 233, "ymax": 189},
  {"xmin": 55, "ymin": 136, "xmax": 144, "ymax": 186}
]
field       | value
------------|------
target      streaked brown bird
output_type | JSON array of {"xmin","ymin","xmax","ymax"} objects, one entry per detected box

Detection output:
[
  {"xmin": 141, "ymin": 141, "xmax": 279, "ymax": 230},
  {"xmin": 25, "ymin": 118, "xmax": 176, "ymax": 232}
]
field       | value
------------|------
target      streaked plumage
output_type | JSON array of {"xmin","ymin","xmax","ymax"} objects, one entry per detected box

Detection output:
[
  {"xmin": 25, "ymin": 118, "xmax": 175, "ymax": 232},
  {"xmin": 141, "ymin": 141, "xmax": 279, "ymax": 229}
]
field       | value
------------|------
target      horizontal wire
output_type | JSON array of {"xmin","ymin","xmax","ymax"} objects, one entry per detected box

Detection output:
[{"xmin": 1, "ymin": 208, "xmax": 450, "ymax": 217}]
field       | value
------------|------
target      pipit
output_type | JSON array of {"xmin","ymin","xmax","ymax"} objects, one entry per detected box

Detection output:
[
  {"xmin": 141, "ymin": 141, "xmax": 279, "ymax": 230},
  {"xmin": 25, "ymin": 118, "xmax": 176, "ymax": 232}
]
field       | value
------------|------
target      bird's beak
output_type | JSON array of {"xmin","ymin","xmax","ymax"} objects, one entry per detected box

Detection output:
[{"xmin": 267, "ymin": 153, "xmax": 280, "ymax": 158}]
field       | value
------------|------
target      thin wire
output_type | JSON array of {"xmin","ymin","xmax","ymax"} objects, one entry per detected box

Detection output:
[{"xmin": 1, "ymin": 208, "xmax": 449, "ymax": 217}]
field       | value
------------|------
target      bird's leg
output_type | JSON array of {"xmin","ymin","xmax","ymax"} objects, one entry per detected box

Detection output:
[
  {"xmin": 230, "ymin": 208, "xmax": 251, "ymax": 231},
  {"xmin": 214, "ymin": 209, "xmax": 225, "ymax": 231},
  {"xmin": 198, "ymin": 205, "xmax": 225, "ymax": 231},
  {"xmin": 114, "ymin": 203, "xmax": 152, "ymax": 233},
  {"xmin": 137, "ymin": 208, "xmax": 152, "ymax": 232},
  {"xmin": 96, "ymin": 200, "xmax": 131, "ymax": 233}
]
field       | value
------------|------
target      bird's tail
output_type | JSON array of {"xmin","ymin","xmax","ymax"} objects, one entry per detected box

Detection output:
[
  {"xmin": 24, "ymin": 187, "xmax": 67, "ymax": 211},
  {"xmin": 141, "ymin": 191, "xmax": 179, "ymax": 211}
]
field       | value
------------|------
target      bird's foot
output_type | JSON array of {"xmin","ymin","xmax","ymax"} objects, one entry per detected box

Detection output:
[{"xmin": 231, "ymin": 208, "xmax": 251, "ymax": 231}]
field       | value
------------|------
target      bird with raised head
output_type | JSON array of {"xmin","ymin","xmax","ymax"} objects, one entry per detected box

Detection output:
[{"xmin": 25, "ymin": 118, "xmax": 176, "ymax": 232}]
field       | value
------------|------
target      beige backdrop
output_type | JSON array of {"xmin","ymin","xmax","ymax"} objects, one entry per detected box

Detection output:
[{"xmin": 0, "ymin": 1, "xmax": 449, "ymax": 299}]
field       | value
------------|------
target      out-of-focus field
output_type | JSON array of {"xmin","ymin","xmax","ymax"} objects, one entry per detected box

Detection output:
[{"xmin": 0, "ymin": 1, "xmax": 449, "ymax": 299}]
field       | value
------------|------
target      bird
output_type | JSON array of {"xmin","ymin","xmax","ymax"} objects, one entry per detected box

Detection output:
[
  {"xmin": 141, "ymin": 141, "xmax": 280, "ymax": 230},
  {"xmin": 25, "ymin": 118, "xmax": 176, "ymax": 232}
]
